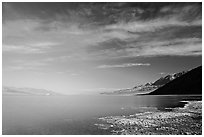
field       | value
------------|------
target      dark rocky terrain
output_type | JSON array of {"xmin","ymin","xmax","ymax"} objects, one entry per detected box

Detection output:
[{"xmin": 148, "ymin": 66, "xmax": 202, "ymax": 95}]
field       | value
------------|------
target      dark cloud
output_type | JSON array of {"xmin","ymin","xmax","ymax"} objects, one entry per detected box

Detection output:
[
  {"xmin": 136, "ymin": 26, "xmax": 202, "ymax": 42},
  {"xmin": 87, "ymin": 24, "xmax": 201, "ymax": 55},
  {"xmin": 3, "ymin": 3, "xmax": 201, "ymax": 25}
]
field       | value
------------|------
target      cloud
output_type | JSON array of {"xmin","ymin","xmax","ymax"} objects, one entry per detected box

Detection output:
[
  {"xmin": 159, "ymin": 72, "xmax": 166, "ymax": 75},
  {"xmin": 103, "ymin": 18, "xmax": 201, "ymax": 34},
  {"xmin": 97, "ymin": 63, "xmax": 151, "ymax": 69},
  {"xmin": 88, "ymin": 36, "xmax": 201, "ymax": 59},
  {"xmin": 70, "ymin": 73, "xmax": 79, "ymax": 76},
  {"xmin": 2, "ymin": 44, "xmax": 45, "ymax": 54},
  {"xmin": 29, "ymin": 42, "xmax": 59, "ymax": 47},
  {"xmin": 2, "ymin": 42, "xmax": 58, "ymax": 54},
  {"xmin": 2, "ymin": 20, "xmax": 62, "ymax": 54},
  {"xmin": 2, "ymin": 3, "xmax": 202, "ymax": 62}
]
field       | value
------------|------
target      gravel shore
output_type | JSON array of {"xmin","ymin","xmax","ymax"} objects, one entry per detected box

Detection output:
[{"xmin": 96, "ymin": 101, "xmax": 202, "ymax": 135}]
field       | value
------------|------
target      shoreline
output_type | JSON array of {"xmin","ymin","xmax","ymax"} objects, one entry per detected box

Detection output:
[{"xmin": 96, "ymin": 100, "xmax": 202, "ymax": 135}]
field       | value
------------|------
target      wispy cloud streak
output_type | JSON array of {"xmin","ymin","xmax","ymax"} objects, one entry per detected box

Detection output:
[{"xmin": 97, "ymin": 63, "xmax": 151, "ymax": 69}]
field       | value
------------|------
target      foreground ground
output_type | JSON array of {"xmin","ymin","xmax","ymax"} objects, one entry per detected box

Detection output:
[{"xmin": 96, "ymin": 101, "xmax": 202, "ymax": 135}]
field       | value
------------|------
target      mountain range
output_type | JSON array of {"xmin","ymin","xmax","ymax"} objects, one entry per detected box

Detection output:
[
  {"xmin": 2, "ymin": 86, "xmax": 60, "ymax": 96},
  {"xmin": 101, "ymin": 67, "xmax": 197, "ymax": 95}
]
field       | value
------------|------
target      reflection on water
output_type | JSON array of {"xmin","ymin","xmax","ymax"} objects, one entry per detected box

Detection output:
[{"xmin": 2, "ymin": 95, "xmax": 201, "ymax": 135}]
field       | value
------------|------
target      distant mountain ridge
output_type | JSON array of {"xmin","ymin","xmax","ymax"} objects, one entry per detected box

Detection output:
[
  {"xmin": 152, "ymin": 71, "xmax": 186, "ymax": 86},
  {"xmin": 2, "ymin": 86, "xmax": 60, "ymax": 96},
  {"xmin": 147, "ymin": 66, "xmax": 202, "ymax": 95},
  {"xmin": 101, "ymin": 70, "xmax": 187, "ymax": 95}
]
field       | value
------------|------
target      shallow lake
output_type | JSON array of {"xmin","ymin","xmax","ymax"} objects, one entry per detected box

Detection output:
[{"xmin": 2, "ymin": 95, "xmax": 201, "ymax": 135}]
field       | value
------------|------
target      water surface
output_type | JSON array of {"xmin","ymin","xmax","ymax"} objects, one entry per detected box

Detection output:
[{"xmin": 2, "ymin": 95, "xmax": 201, "ymax": 135}]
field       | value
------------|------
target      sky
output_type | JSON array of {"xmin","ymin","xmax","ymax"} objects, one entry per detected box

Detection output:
[{"xmin": 2, "ymin": 2, "xmax": 202, "ymax": 94}]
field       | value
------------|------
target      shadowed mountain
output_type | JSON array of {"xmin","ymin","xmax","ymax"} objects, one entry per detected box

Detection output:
[
  {"xmin": 2, "ymin": 86, "xmax": 61, "ymax": 96},
  {"xmin": 148, "ymin": 66, "xmax": 202, "ymax": 95},
  {"xmin": 152, "ymin": 71, "xmax": 186, "ymax": 86}
]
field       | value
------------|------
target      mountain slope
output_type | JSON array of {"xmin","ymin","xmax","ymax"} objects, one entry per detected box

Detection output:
[
  {"xmin": 152, "ymin": 71, "xmax": 186, "ymax": 86},
  {"xmin": 148, "ymin": 66, "xmax": 202, "ymax": 95}
]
